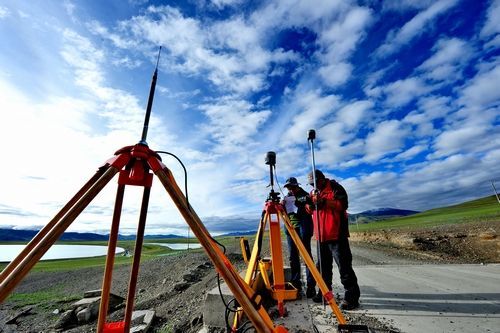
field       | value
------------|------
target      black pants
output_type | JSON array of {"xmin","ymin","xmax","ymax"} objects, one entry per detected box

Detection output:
[
  {"xmin": 285, "ymin": 221, "xmax": 314, "ymax": 289},
  {"xmin": 316, "ymin": 238, "xmax": 360, "ymax": 303}
]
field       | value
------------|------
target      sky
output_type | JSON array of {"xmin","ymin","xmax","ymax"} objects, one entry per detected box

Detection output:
[{"xmin": 0, "ymin": 0, "xmax": 499, "ymax": 236}]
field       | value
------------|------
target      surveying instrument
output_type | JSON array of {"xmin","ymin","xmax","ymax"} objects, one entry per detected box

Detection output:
[{"xmin": 233, "ymin": 151, "xmax": 370, "ymax": 332}]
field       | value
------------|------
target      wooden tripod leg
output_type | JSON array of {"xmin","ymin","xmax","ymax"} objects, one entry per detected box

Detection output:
[
  {"xmin": 279, "ymin": 210, "xmax": 346, "ymax": 325},
  {"xmin": 97, "ymin": 183, "xmax": 126, "ymax": 333},
  {"xmin": 0, "ymin": 166, "xmax": 119, "ymax": 303},
  {"xmin": 0, "ymin": 166, "xmax": 109, "ymax": 284},
  {"xmin": 153, "ymin": 166, "xmax": 280, "ymax": 333},
  {"xmin": 123, "ymin": 186, "xmax": 150, "ymax": 332}
]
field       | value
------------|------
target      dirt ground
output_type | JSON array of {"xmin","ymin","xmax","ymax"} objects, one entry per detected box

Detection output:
[{"xmin": 0, "ymin": 220, "xmax": 498, "ymax": 333}]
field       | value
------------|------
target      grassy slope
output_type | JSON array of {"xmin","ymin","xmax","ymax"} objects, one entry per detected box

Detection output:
[{"xmin": 351, "ymin": 195, "xmax": 500, "ymax": 232}]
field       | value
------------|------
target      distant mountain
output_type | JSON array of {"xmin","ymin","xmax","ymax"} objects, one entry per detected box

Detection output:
[
  {"xmin": 219, "ymin": 230, "xmax": 258, "ymax": 237},
  {"xmin": 0, "ymin": 228, "xmax": 183, "ymax": 242},
  {"xmin": 348, "ymin": 208, "xmax": 419, "ymax": 224}
]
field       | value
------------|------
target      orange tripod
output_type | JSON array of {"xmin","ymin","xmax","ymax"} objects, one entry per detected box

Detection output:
[
  {"xmin": 0, "ymin": 143, "xmax": 289, "ymax": 333},
  {"xmin": 233, "ymin": 152, "xmax": 349, "ymax": 330}
]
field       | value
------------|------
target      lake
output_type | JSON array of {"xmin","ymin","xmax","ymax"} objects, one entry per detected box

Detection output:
[
  {"xmin": 0, "ymin": 244, "xmax": 124, "ymax": 262},
  {"xmin": 147, "ymin": 243, "xmax": 202, "ymax": 250}
]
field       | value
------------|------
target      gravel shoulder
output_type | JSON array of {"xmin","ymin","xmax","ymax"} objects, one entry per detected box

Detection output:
[{"xmin": 0, "ymin": 220, "xmax": 498, "ymax": 332}]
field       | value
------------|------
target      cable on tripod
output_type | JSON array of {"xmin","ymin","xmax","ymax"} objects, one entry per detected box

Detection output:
[
  {"xmin": 272, "ymin": 165, "xmax": 286, "ymax": 198},
  {"xmin": 156, "ymin": 151, "xmax": 190, "ymax": 211},
  {"xmin": 155, "ymin": 151, "xmax": 246, "ymax": 330},
  {"xmin": 208, "ymin": 232, "xmax": 252, "ymax": 332}
]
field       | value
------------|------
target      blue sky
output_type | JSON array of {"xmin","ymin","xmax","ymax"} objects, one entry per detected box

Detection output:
[{"xmin": 0, "ymin": 0, "xmax": 499, "ymax": 236}]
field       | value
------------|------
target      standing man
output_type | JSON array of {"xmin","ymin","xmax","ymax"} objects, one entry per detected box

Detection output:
[
  {"xmin": 306, "ymin": 169, "xmax": 360, "ymax": 310},
  {"xmin": 282, "ymin": 177, "xmax": 316, "ymax": 298}
]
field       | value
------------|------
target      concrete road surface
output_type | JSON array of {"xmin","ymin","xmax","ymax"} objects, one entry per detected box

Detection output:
[{"xmin": 340, "ymin": 263, "xmax": 500, "ymax": 333}]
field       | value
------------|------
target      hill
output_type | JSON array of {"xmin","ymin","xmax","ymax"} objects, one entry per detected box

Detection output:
[
  {"xmin": 348, "ymin": 208, "xmax": 419, "ymax": 224},
  {"xmin": 352, "ymin": 194, "xmax": 500, "ymax": 232}
]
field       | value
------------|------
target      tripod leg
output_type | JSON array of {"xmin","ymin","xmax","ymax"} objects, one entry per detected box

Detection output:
[
  {"xmin": 152, "ymin": 166, "xmax": 278, "ymax": 333},
  {"xmin": 0, "ymin": 165, "xmax": 109, "ymax": 284},
  {"xmin": 97, "ymin": 183, "xmax": 126, "ymax": 333},
  {"xmin": 244, "ymin": 211, "xmax": 266, "ymax": 283},
  {"xmin": 123, "ymin": 186, "xmax": 150, "ymax": 332},
  {"xmin": 0, "ymin": 166, "xmax": 119, "ymax": 303},
  {"xmin": 278, "ymin": 210, "xmax": 346, "ymax": 325},
  {"xmin": 267, "ymin": 210, "xmax": 286, "ymax": 316},
  {"xmin": 233, "ymin": 211, "xmax": 268, "ymax": 331}
]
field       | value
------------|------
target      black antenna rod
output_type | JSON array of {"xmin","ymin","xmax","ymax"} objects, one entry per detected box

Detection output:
[{"xmin": 139, "ymin": 46, "xmax": 162, "ymax": 145}]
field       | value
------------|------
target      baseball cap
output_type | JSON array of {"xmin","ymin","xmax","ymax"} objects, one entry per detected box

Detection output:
[
  {"xmin": 284, "ymin": 177, "xmax": 300, "ymax": 187},
  {"xmin": 307, "ymin": 170, "xmax": 325, "ymax": 185}
]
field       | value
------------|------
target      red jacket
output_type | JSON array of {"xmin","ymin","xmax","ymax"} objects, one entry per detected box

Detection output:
[{"xmin": 308, "ymin": 179, "xmax": 349, "ymax": 241}]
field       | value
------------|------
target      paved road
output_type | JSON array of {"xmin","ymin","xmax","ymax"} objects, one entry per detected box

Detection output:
[
  {"xmin": 349, "ymin": 263, "xmax": 500, "ymax": 333},
  {"xmin": 302, "ymin": 242, "xmax": 500, "ymax": 332}
]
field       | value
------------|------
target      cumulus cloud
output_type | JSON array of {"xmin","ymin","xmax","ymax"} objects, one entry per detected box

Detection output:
[
  {"xmin": 418, "ymin": 37, "xmax": 473, "ymax": 81},
  {"xmin": 376, "ymin": 0, "xmax": 459, "ymax": 57},
  {"xmin": 365, "ymin": 120, "xmax": 409, "ymax": 162},
  {"xmin": 198, "ymin": 98, "xmax": 271, "ymax": 154},
  {"xmin": 382, "ymin": 77, "xmax": 431, "ymax": 108},
  {"xmin": 337, "ymin": 100, "xmax": 373, "ymax": 128},
  {"xmin": 281, "ymin": 90, "xmax": 340, "ymax": 145},
  {"xmin": 318, "ymin": 62, "xmax": 352, "ymax": 87},
  {"xmin": 480, "ymin": 0, "xmax": 500, "ymax": 39},
  {"xmin": 460, "ymin": 63, "xmax": 500, "ymax": 108},
  {"xmin": 317, "ymin": 6, "xmax": 372, "ymax": 86}
]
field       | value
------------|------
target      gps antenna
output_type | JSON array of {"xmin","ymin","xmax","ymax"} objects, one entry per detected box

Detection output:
[{"xmin": 139, "ymin": 46, "xmax": 162, "ymax": 146}]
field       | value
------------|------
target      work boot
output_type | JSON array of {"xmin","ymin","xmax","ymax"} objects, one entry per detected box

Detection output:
[
  {"xmin": 312, "ymin": 291, "xmax": 324, "ymax": 303},
  {"xmin": 306, "ymin": 286, "xmax": 316, "ymax": 298},
  {"xmin": 340, "ymin": 299, "xmax": 359, "ymax": 310}
]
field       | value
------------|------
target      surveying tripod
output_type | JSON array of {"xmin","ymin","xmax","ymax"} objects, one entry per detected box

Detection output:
[{"xmin": 232, "ymin": 152, "xmax": 349, "ymax": 330}]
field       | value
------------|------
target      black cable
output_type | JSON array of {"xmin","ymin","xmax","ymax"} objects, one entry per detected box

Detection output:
[
  {"xmin": 272, "ymin": 165, "xmax": 286, "ymax": 198},
  {"xmin": 156, "ymin": 151, "xmax": 190, "ymax": 210}
]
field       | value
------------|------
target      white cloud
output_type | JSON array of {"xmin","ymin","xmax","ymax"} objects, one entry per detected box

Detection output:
[
  {"xmin": 418, "ymin": 38, "xmax": 473, "ymax": 81},
  {"xmin": 460, "ymin": 63, "xmax": 500, "ymax": 108},
  {"xmin": 337, "ymin": 100, "xmax": 373, "ymax": 128},
  {"xmin": 318, "ymin": 62, "xmax": 352, "ymax": 87},
  {"xmin": 365, "ymin": 120, "xmax": 409, "ymax": 161},
  {"xmin": 403, "ymin": 95, "xmax": 452, "ymax": 137},
  {"xmin": 210, "ymin": 0, "xmax": 245, "ymax": 9},
  {"xmin": 199, "ymin": 98, "xmax": 271, "ymax": 154},
  {"xmin": 281, "ymin": 90, "xmax": 340, "ymax": 145},
  {"xmin": 431, "ymin": 123, "xmax": 499, "ymax": 158},
  {"xmin": 319, "ymin": 6, "xmax": 372, "ymax": 61},
  {"xmin": 382, "ymin": 77, "xmax": 431, "ymax": 108},
  {"xmin": 480, "ymin": 0, "xmax": 500, "ymax": 39},
  {"xmin": 376, "ymin": 0, "xmax": 459, "ymax": 57},
  {"xmin": 317, "ymin": 6, "xmax": 372, "ymax": 86},
  {"xmin": 393, "ymin": 144, "xmax": 427, "ymax": 161},
  {"xmin": 0, "ymin": 6, "xmax": 10, "ymax": 18}
]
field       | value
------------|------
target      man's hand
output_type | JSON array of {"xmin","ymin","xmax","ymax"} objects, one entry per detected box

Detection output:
[{"xmin": 311, "ymin": 195, "xmax": 325, "ymax": 209}]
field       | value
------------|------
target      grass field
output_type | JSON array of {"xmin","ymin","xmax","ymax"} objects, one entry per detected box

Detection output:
[{"xmin": 351, "ymin": 195, "xmax": 500, "ymax": 232}]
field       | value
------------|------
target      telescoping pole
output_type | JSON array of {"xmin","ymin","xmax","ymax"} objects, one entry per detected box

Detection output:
[{"xmin": 307, "ymin": 129, "xmax": 324, "ymax": 305}]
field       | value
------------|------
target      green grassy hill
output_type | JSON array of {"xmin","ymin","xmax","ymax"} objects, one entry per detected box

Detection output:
[{"xmin": 351, "ymin": 195, "xmax": 500, "ymax": 232}]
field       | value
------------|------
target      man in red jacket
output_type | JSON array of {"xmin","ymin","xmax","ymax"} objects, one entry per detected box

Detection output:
[{"xmin": 305, "ymin": 169, "xmax": 360, "ymax": 310}]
